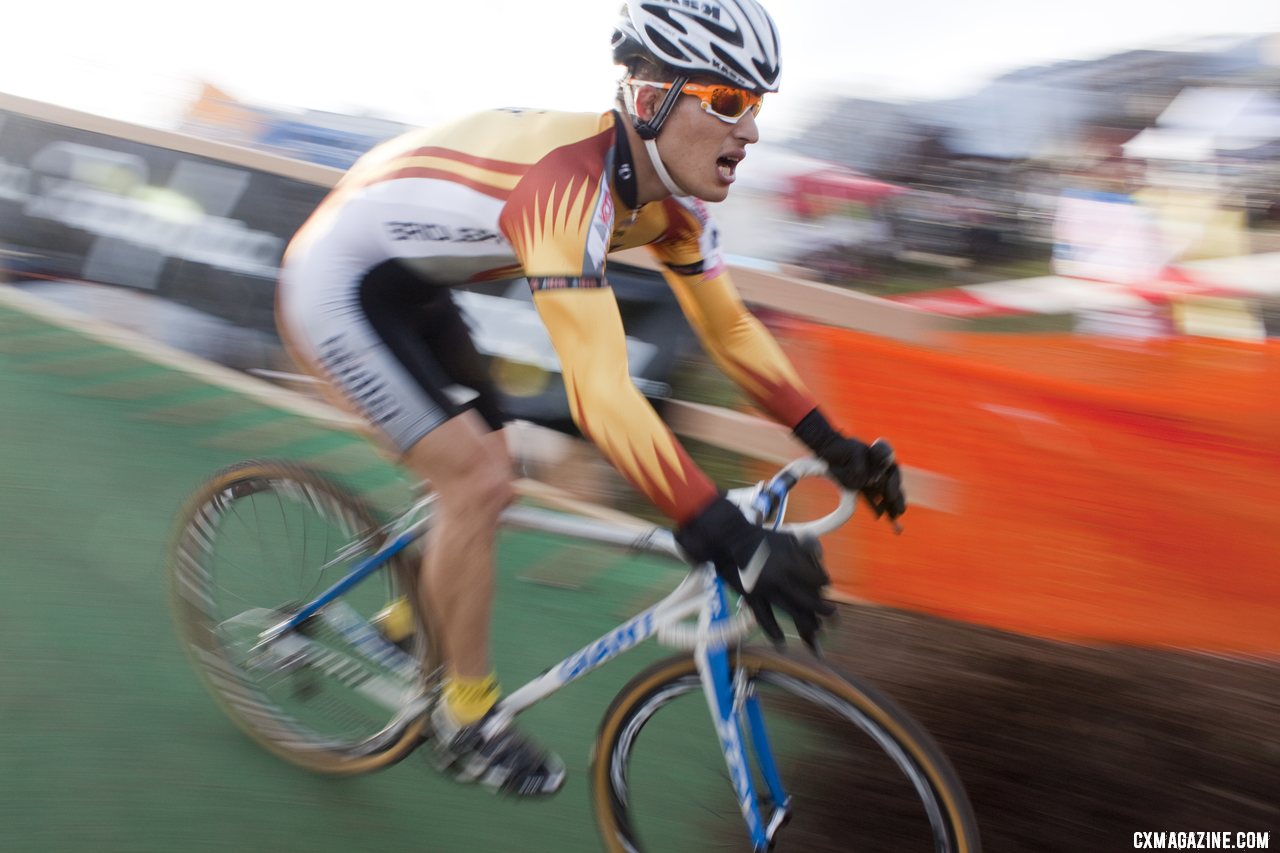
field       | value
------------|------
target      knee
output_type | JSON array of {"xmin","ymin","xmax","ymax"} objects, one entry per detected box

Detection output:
[
  {"xmin": 476, "ymin": 466, "xmax": 515, "ymax": 516},
  {"xmin": 441, "ymin": 461, "xmax": 512, "ymax": 520}
]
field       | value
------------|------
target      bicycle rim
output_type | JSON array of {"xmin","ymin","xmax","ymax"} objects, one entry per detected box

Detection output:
[
  {"xmin": 169, "ymin": 460, "xmax": 433, "ymax": 774},
  {"xmin": 592, "ymin": 648, "xmax": 980, "ymax": 853}
]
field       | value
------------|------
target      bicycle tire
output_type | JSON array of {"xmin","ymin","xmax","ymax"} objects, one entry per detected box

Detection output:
[
  {"xmin": 591, "ymin": 647, "xmax": 981, "ymax": 853},
  {"xmin": 168, "ymin": 459, "xmax": 435, "ymax": 775}
]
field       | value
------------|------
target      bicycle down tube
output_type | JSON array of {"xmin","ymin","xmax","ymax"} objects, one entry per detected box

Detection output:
[{"xmin": 264, "ymin": 501, "xmax": 676, "ymax": 642}]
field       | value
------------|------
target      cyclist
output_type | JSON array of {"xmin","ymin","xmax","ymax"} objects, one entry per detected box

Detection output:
[{"xmin": 275, "ymin": 0, "xmax": 905, "ymax": 798}]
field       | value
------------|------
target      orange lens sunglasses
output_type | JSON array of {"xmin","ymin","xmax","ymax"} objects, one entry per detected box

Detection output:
[{"xmin": 630, "ymin": 78, "xmax": 764, "ymax": 123}]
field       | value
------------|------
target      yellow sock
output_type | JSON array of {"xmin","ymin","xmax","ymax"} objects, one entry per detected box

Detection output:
[
  {"xmin": 371, "ymin": 597, "xmax": 414, "ymax": 643},
  {"xmin": 444, "ymin": 673, "xmax": 500, "ymax": 726}
]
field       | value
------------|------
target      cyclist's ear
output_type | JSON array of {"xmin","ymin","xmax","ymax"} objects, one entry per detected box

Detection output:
[{"xmin": 633, "ymin": 84, "xmax": 663, "ymax": 122}]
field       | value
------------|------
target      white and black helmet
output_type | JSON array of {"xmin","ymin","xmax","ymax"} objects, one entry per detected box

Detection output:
[{"xmin": 612, "ymin": 0, "xmax": 782, "ymax": 94}]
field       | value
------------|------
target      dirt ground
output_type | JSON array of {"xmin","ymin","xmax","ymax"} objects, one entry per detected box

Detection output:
[{"xmin": 820, "ymin": 602, "xmax": 1279, "ymax": 852}]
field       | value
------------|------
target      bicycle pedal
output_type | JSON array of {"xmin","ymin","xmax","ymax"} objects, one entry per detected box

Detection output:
[{"xmin": 425, "ymin": 735, "xmax": 476, "ymax": 778}]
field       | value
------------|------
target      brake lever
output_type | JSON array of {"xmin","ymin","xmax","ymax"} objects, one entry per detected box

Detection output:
[{"xmin": 860, "ymin": 491, "xmax": 904, "ymax": 535}]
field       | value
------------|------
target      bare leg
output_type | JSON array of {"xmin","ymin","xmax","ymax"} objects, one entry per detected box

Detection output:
[
  {"xmin": 404, "ymin": 412, "xmax": 564, "ymax": 794},
  {"xmin": 277, "ymin": 321, "xmax": 511, "ymax": 677},
  {"xmin": 401, "ymin": 412, "xmax": 513, "ymax": 679}
]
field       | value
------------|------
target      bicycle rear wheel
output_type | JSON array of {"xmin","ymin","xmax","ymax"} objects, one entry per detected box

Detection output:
[
  {"xmin": 169, "ymin": 459, "xmax": 435, "ymax": 774},
  {"xmin": 592, "ymin": 648, "xmax": 980, "ymax": 853}
]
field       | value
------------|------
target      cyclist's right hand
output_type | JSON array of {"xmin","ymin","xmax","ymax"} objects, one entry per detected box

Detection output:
[{"xmin": 675, "ymin": 497, "xmax": 836, "ymax": 648}]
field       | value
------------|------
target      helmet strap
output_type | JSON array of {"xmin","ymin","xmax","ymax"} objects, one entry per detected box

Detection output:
[
  {"xmin": 623, "ymin": 75, "xmax": 691, "ymax": 198},
  {"xmin": 643, "ymin": 138, "xmax": 690, "ymax": 198},
  {"xmin": 630, "ymin": 73, "xmax": 687, "ymax": 140}
]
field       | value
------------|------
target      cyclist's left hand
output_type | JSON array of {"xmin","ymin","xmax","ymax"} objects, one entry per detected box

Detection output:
[{"xmin": 793, "ymin": 409, "xmax": 907, "ymax": 519}]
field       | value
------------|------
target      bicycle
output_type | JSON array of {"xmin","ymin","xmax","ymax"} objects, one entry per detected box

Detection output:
[{"xmin": 168, "ymin": 454, "xmax": 981, "ymax": 852}]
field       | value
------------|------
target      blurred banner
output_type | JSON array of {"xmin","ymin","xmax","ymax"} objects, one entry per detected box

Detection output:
[
  {"xmin": 777, "ymin": 322, "xmax": 1280, "ymax": 655},
  {"xmin": 1052, "ymin": 188, "xmax": 1173, "ymax": 284},
  {"xmin": 0, "ymin": 104, "xmax": 326, "ymax": 335}
]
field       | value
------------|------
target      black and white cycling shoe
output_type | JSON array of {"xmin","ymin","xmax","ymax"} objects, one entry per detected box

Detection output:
[{"xmin": 428, "ymin": 701, "xmax": 566, "ymax": 797}]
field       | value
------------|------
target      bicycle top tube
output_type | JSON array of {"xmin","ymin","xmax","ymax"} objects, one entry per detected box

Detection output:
[
  {"xmin": 500, "ymin": 503, "xmax": 681, "ymax": 560},
  {"xmin": 259, "ymin": 456, "xmax": 847, "ymax": 657}
]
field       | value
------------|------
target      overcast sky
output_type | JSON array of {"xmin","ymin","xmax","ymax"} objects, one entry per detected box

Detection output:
[{"xmin": 3, "ymin": 0, "xmax": 1278, "ymax": 139}]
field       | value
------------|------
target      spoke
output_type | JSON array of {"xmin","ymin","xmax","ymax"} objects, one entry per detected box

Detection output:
[
  {"xmin": 172, "ymin": 464, "xmax": 429, "ymax": 775},
  {"xmin": 223, "ymin": 494, "xmax": 289, "ymax": 606},
  {"xmin": 209, "ymin": 502, "xmax": 262, "ymax": 600}
]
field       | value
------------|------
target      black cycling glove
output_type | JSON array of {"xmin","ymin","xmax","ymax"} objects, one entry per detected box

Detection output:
[
  {"xmin": 676, "ymin": 497, "xmax": 835, "ymax": 648},
  {"xmin": 793, "ymin": 408, "xmax": 907, "ymax": 520}
]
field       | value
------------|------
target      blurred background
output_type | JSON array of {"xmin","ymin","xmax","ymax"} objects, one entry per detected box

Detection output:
[{"xmin": 1, "ymin": 2, "xmax": 1278, "ymax": 851}]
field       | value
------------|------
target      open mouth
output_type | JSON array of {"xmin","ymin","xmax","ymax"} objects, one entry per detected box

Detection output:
[{"xmin": 717, "ymin": 155, "xmax": 742, "ymax": 182}]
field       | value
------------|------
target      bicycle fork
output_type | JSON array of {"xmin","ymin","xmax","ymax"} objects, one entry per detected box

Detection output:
[{"xmin": 696, "ymin": 580, "xmax": 791, "ymax": 852}]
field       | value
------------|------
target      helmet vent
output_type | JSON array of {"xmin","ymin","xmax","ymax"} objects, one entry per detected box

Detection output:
[
  {"xmin": 711, "ymin": 44, "xmax": 751, "ymax": 84},
  {"xmin": 753, "ymin": 58, "xmax": 779, "ymax": 88},
  {"xmin": 679, "ymin": 40, "xmax": 710, "ymax": 63},
  {"xmin": 643, "ymin": 4, "xmax": 688, "ymax": 34},
  {"xmin": 697, "ymin": 19, "xmax": 745, "ymax": 49},
  {"xmin": 645, "ymin": 27, "xmax": 683, "ymax": 60}
]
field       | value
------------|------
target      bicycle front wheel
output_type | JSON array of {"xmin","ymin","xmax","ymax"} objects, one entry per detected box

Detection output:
[
  {"xmin": 169, "ymin": 460, "xmax": 435, "ymax": 774},
  {"xmin": 592, "ymin": 648, "xmax": 980, "ymax": 853}
]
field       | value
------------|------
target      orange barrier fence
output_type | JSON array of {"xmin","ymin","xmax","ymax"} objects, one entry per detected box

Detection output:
[{"xmin": 775, "ymin": 322, "xmax": 1280, "ymax": 655}]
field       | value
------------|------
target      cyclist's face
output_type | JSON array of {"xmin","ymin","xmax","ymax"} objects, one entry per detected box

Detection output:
[{"xmin": 656, "ymin": 92, "xmax": 760, "ymax": 202}]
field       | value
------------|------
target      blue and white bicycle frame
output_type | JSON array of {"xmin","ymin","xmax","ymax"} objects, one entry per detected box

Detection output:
[{"xmin": 254, "ymin": 456, "xmax": 853, "ymax": 852}]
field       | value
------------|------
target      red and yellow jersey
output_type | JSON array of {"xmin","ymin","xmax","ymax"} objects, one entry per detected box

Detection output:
[{"xmin": 286, "ymin": 108, "xmax": 816, "ymax": 523}]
